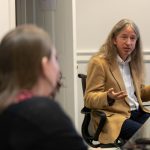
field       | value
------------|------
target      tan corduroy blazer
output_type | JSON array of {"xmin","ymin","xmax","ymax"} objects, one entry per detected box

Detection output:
[{"xmin": 84, "ymin": 55, "xmax": 150, "ymax": 144}]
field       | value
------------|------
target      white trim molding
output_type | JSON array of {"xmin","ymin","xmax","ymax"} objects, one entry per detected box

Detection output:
[
  {"xmin": 77, "ymin": 49, "xmax": 150, "ymax": 63},
  {"xmin": 143, "ymin": 50, "xmax": 150, "ymax": 63},
  {"xmin": 77, "ymin": 50, "xmax": 97, "ymax": 63}
]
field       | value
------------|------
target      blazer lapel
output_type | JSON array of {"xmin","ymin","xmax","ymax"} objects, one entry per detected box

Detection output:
[
  {"xmin": 109, "ymin": 60, "xmax": 126, "ymax": 91},
  {"xmin": 109, "ymin": 60, "xmax": 130, "ymax": 105}
]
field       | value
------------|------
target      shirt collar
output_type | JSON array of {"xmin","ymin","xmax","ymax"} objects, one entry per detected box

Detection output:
[{"xmin": 117, "ymin": 55, "xmax": 131, "ymax": 65}]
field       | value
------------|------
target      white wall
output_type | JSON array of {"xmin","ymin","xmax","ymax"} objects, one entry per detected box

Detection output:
[
  {"xmin": 76, "ymin": 0, "xmax": 150, "ymax": 134},
  {"xmin": 76, "ymin": 0, "xmax": 150, "ymax": 51},
  {"xmin": 0, "ymin": 0, "xmax": 15, "ymax": 40}
]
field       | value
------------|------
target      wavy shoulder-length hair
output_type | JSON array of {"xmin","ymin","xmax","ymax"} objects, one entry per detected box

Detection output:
[{"xmin": 97, "ymin": 18, "xmax": 144, "ymax": 82}]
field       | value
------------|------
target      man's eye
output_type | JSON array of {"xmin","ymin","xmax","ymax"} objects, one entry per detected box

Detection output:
[
  {"xmin": 121, "ymin": 36, "xmax": 127, "ymax": 39},
  {"xmin": 131, "ymin": 37, "xmax": 136, "ymax": 40}
]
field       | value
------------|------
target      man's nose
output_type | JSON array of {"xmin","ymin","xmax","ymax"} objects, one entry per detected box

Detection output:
[{"xmin": 125, "ymin": 38, "xmax": 132, "ymax": 45}]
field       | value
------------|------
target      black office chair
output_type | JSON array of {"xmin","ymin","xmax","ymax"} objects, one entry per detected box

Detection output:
[{"xmin": 78, "ymin": 73, "xmax": 122, "ymax": 148}]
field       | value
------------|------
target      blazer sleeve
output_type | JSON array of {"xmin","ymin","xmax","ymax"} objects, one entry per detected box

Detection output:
[{"xmin": 84, "ymin": 56, "xmax": 110, "ymax": 109}]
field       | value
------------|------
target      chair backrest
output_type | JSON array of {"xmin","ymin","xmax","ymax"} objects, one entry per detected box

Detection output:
[{"xmin": 78, "ymin": 74, "xmax": 87, "ymax": 95}]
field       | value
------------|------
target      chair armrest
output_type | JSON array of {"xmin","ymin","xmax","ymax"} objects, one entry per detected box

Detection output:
[
  {"xmin": 81, "ymin": 107, "xmax": 106, "ymax": 142},
  {"xmin": 92, "ymin": 110, "xmax": 106, "ymax": 119},
  {"xmin": 92, "ymin": 110, "xmax": 106, "ymax": 141}
]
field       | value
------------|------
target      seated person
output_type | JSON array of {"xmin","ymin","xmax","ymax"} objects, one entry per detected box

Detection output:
[{"xmin": 84, "ymin": 19, "xmax": 150, "ymax": 144}]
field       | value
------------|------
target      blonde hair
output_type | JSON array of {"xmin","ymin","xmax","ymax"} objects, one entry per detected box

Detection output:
[
  {"xmin": 97, "ymin": 19, "xmax": 144, "ymax": 82},
  {"xmin": 0, "ymin": 24, "xmax": 53, "ymax": 111}
]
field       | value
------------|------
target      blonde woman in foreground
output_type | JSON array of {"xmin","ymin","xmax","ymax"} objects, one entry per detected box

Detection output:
[{"xmin": 0, "ymin": 24, "xmax": 87, "ymax": 150}]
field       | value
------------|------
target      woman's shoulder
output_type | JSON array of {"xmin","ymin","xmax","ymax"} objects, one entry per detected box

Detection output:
[
  {"xmin": 1, "ymin": 96, "xmax": 73, "ymax": 129},
  {"xmin": 0, "ymin": 97, "xmax": 88, "ymax": 150},
  {"xmin": 8, "ymin": 97, "xmax": 63, "ymax": 115},
  {"xmin": 0, "ymin": 97, "xmax": 64, "ymax": 120}
]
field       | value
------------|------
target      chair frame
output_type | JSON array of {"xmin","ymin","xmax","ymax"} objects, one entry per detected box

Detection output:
[{"xmin": 78, "ymin": 73, "xmax": 120, "ymax": 148}]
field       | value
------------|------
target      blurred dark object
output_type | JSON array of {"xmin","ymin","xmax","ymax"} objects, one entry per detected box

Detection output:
[
  {"xmin": 135, "ymin": 138, "xmax": 150, "ymax": 145},
  {"xmin": 122, "ymin": 118, "xmax": 150, "ymax": 150},
  {"xmin": 122, "ymin": 138, "xmax": 150, "ymax": 150}
]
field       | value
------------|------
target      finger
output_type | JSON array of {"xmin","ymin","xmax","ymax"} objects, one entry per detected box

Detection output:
[
  {"xmin": 112, "ymin": 91, "xmax": 127, "ymax": 99},
  {"xmin": 112, "ymin": 91, "xmax": 126, "ymax": 96},
  {"xmin": 117, "ymin": 94, "xmax": 128, "ymax": 99},
  {"xmin": 108, "ymin": 88, "xmax": 114, "ymax": 93}
]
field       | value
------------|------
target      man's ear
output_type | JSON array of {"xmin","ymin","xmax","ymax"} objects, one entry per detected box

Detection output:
[{"xmin": 41, "ymin": 56, "xmax": 49, "ymax": 77}]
